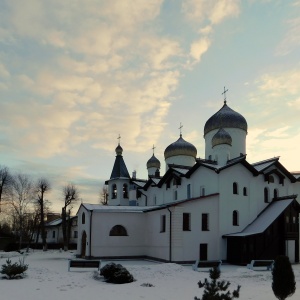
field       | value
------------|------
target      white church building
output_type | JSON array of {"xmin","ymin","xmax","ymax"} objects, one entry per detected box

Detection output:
[{"xmin": 76, "ymin": 98, "xmax": 300, "ymax": 265}]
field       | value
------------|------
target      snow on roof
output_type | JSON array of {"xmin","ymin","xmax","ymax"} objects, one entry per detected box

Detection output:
[
  {"xmin": 132, "ymin": 180, "xmax": 146, "ymax": 188},
  {"xmin": 151, "ymin": 178, "xmax": 161, "ymax": 184},
  {"xmin": 252, "ymin": 157, "xmax": 279, "ymax": 172},
  {"xmin": 225, "ymin": 199, "xmax": 293, "ymax": 237},
  {"xmin": 46, "ymin": 219, "xmax": 62, "ymax": 226},
  {"xmin": 172, "ymin": 167, "xmax": 190, "ymax": 175},
  {"xmin": 81, "ymin": 203, "xmax": 158, "ymax": 213}
]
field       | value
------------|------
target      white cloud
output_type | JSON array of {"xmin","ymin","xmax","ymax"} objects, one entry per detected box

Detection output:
[
  {"xmin": 276, "ymin": 17, "xmax": 300, "ymax": 56},
  {"xmin": 0, "ymin": 63, "xmax": 10, "ymax": 78},
  {"xmin": 190, "ymin": 37, "xmax": 211, "ymax": 62},
  {"xmin": 182, "ymin": 0, "xmax": 240, "ymax": 25}
]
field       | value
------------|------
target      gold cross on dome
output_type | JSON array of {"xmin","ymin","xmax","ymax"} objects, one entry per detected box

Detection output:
[{"xmin": 222, "ymin": 86, "xmax": 228, "ymax": 104}]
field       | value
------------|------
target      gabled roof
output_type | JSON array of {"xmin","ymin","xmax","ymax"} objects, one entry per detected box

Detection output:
[
  {"xmin": 186, "ymin": 155, "xmax": 258, "ymax": 177},
  {"xmin": 78, "ymin": 203, "xmax": 157, "ymax": 213},
  {"xmin": 224, "ymin": 198, "xmax": 299, "ymax": 237},
  {"xmin": 252, "ymin": 157, "xmax": 296, "ymax": 183},
  {"xmin": 45, "ymin": 216, "xmax": 77, "ymax": 227},
  {"xmin": 157, "ymin": 165, "xmax": 191, "ymax": 188}
]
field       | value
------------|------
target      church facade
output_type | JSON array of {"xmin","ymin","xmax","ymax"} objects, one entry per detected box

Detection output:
[{"xmin": 76, "ymin": 100, "xmax": 300, "ymax": 265}]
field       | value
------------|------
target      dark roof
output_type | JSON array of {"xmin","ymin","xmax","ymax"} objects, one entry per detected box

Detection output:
[
  {"xmin": 204, "ymin": 102, "xmax": 248, "ymax": 135},
  {"xmin": 110, "ymin": 154, "xmax": 130, "ymax": 179},
  {"xmin": 252, "ymin": 157, "xmax": 296, "ymax": 183}
]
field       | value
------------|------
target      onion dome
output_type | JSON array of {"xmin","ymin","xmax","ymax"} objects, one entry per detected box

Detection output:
[
  {"xmin": 212, "ymin": 128, "xmax": 232, "ymax": 147},
  {"xmin": 147, "ymin": 154, "xmax": 161, "ymax": 169},
  {"xmin": 115, "ymin": 144, "xmax": 123, "ymax": 156},
  {"xmin": 164, "ymin": 135, "xmax": 197, "ymax": 159},
  {"xmin": 204, "ymin": 102, "xmax": 247, "ymax": 136}
]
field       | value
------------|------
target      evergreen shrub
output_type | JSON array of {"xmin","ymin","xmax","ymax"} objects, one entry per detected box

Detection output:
[
  {"xmin": 272, "ymin": 255, "xmax": 296, "ymax": 300},
  {"xmin": 100, "ymin": 262, "xmax": 134, "ymax": 284},
  {"xmin": 1, "ymin": 258, "xmax": 28, "ymax": 279}
]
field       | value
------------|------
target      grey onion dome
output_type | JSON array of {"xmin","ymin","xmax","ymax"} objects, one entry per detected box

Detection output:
[
  {"xmin": 164, "ymin": 135, "xmax": 197, "ymax": 159},
  {"xmin": 212, "ymin": 128, "xmax": 232, "ymax": 147},
  {"xmin": 115, "ymin": 144, "xmax": 123, "ymax": 156},
  {"xmin": 204, "ymin": 102, "xmax": 248, "ymax": 136},
  {"xmin": 147, "ymin": 154, "xmax": 161, "ymax": 169}
]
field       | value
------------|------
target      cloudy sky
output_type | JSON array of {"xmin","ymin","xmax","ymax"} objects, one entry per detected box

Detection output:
[{"xmin": 0, "ymin": 0, "xmax": 300, "ymax": 212}]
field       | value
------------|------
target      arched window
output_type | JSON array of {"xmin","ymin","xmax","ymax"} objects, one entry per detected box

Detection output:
[
  {"xmin": 269, "ymin": 175, "xmax": 274, "ymax": 183},
  {"xmin": 82, "ymin": 212, "xmax": 85, "ymax": 224},
  {"xmin": 109, "ymin": 225, "xmax": 128, "ymax": 236},
  {"xmin": 233, "ymin": 182, "xmax": 238, "ymax": 195},
  {"xmin": 112, "ymin": 184, "xmax": 117, "ymax": 199},
  {"xmin": 123, "ymin": 184, "xmax": 128, "ymax": 198},
  {"xmin": 264, "ymin": 187, "xmax": 269, "ymax": 203},
  {"xmin": 243, "ymin": 187, "xmax": 247, "ymax": 196},
  {"xmin": 274, "ymin": 189, "xmax": 278, "ymax": 200},
  {"xmin": 233, "ymin": 210, "xmax": 239, "ymax": 226}
]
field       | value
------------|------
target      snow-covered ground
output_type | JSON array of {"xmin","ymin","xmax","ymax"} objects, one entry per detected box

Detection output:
[{"xmin": 0, "ymin": 250, "xmax": 299, "ymax": 300}]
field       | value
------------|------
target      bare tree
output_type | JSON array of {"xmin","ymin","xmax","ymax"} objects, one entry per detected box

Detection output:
[
  {"xmin": 62, "ymin": 183, "xmax": 79, "ymax": 251},
  {"xmin": 10, "ymin": 173, "xmax": 34, "ymax": 250},
  {"xmin": 0, "ymin": 166, "xmax": 13, "ymax": 213},
  {"xmin": 100, "ymin": 185, "xmax": 108, "ymax": 205},
  {"xmin": 36, "ymin": 178, "xmax": 51, "ymax": 251}
]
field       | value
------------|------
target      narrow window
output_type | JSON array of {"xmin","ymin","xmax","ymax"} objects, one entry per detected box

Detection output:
[
  {"xmin": 109, "ymin": 225, "xmax": 128, "ymax": 236},
  {"xmin": 183, "ymin": 213, "xmax": 191, "ymax": 231},
  {"xmin": 233, "ymin": 210, "xmax": 239, "ymax": 226},
  {"xmin": 112, "ymin": 184, "xmax": 117, "ymax": 199},
  {"xmin": 153, "ymin": 195, "xmax": 157, "ymax": 205},
  {"xmin": 187, "ymin": 184, "xmax": 191, "ymax": 199},
  {"xmin": 123, "ymin": 184, "xmax": 128, "ymax": 198},
  {"xmin": 82, "ymin": 212, "xmax": 85, "ymax": 224},
  {"xmin": 74, "ymin": 231, "xmax": 78, "ymax": 238},
  {"xmin": 233, "ymin": 182, "xmax": 238, "ymax": 194},
  {"xmin": 200, "ymin": 186, "xmax": 205, "ymax": 196},
  {"xmin": 202, "ymin": 213, "xmax": 209, "ymax": 231},
  {"xmin": 160, "ymin": 215, "xmax": 166, "ymax": 233},
  {"xmin": 273, "ymin": 189, "xmax": 278, "ymax": 199},
  {"xmin": 52, "ymin": 231, "xmax": 55, "ymax": 238},
  {"xmin": 264, "ymin": 187, "xmax": 269, "ymax": 203},
  {"xmin": 269, "ymin": 175, "xmax": 274, "ymax": 183},
  {"xmin": 174, "ymin": 190, "xmax": 178, "ymax": 201},
  {"xmin": 243, "ymin": 187, "xmax": 247, "ymax": 196}
]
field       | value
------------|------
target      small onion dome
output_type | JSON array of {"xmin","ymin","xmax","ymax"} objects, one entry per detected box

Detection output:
[
  {"xmin": 204, "ymin": 102, "xmax": 247, "ymax": 136},
  {"xmin": 115, "ymin": 144, "xmax": 123, "ymax": 156},
  {"xmin": 164, "ymin": 135, "xmax": 197, "ymax": 159},
  {"xmin": 212, "ymin": 128, "xmax": 232, "ymax": 147},
  {"xmin": 147, "ymin": 154, "xmax": 161, "ymax": 169}
]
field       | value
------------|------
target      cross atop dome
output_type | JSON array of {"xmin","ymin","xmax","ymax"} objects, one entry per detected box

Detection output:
[
  {"xmin": 179, "ymin": 122, "xmax": 183, "ymax": 137},
  {"xmin": 222, "ymin": 86, "xmax": 228, "ymax": 104},
  {"xmin": 117, "ymin": 134, "xmax": 121, "ymax": 145},
  {"xmin": 152, "ymin": 144, "xmax": 156, "ymax": 155}
]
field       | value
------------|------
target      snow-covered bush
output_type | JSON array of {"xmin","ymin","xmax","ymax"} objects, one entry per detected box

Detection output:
[
  {"xmin": 100, "ymin": 262, "xmax": 134, "ymax": 284},
  {"xmin": 1, "ymin": 258, "xmax": 28, "ymax": 279}
]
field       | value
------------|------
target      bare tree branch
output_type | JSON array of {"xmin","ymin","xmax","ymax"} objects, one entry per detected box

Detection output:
[{"xmin": 0, "ymin": 165, "xmax": 13, "ymax": 213}]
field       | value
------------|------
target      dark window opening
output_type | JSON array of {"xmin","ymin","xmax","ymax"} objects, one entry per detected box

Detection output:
[
  {"xmin": 183, "ymin": 213, "xmax": 191, "ymax": 231},
  {"xmin": 233, "ymin": 210, "xmax": 239, "ymax": 226},
  {"xmin": 243, "ymin": 187, "xmax": 247, "ymax": 196},
  {"xmin": 82, "ymin": 212, "xmax": 85, "ymax": 224},
  {"xmin": 123, "ymin": 184, "xmax": 128, "ymax": 198},
  {"xmin": 112, "ymin": 184, "xmax": 117, "ymax": 199},
  {"xmin": 52, "ymin": 231, "xmax": 55, "ymax": 238},
  {"xmin": 202, "ymin": 213, "xmax": 209, "ymax": 231},
  {"xmin": 233, "ymin": 182, "xmax": 238, "ymax": 194},
  {"xmin": 109, "ymin": 225, "xmax": 128, "ymax": 236}
]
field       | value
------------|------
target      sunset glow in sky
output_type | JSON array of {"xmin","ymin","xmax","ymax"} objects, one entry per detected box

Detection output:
[{"xmin": 1, "ymin": 0, "xmax": 300, "ymax": 212}]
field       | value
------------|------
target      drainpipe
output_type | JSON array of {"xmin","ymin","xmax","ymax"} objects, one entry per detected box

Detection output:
[
  {"xmin": 138, "ymin": 190, "xmax": 148, "ymax": 206},
  {"xmin": 167, "ymin": 207, "xmax": 172, "ymax": 262},
  {"xmin": 89, "ymin": 210, "xmax": 93, "ymax": 258}
]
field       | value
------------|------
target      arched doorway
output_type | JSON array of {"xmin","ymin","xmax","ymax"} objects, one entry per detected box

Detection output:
[{"xmin": 81, "ymin": 231, "xmax": 87, "ymax": 258}]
